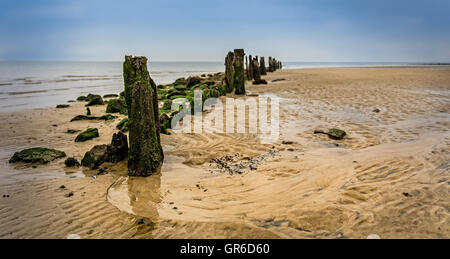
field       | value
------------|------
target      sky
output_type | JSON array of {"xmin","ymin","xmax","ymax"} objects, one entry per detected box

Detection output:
[{"xmin": 0, "ymin": 0, "xmax": 449, "ymax": 62}]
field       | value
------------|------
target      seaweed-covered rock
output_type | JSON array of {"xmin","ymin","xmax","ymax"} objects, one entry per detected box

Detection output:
[
  {"xmin": 314, "ymin": 128, "xmax": 347, "ymax": 140},
  {"xmin": 106, "ymin": 132, "xmax": 128, "ymax": 163},
  {"xmin": 233, "ymin": 49, "xmax": 246, "ymax": 95},
  {"xmin": 64, "ymin": 157, "xmax": 80, "ymax": 167},
  {"xmin": 116, "ymin": 118, "xmax": 129, "ymax": 132},
  {"xmin": 75, "ymin": 128, "xmax": 99, "ymax": 142},
  {"xmin": 252, "ymin": 79, "xmax": 268, "ymax": 85},
  {"xmin": 70, "ymin": 114, "xmax": 116, "ymax": 122},
  {"xmin": 85, "ymin": 96, "xmax": 104, "ymax": 106},
  {"xmin": 66, "ymin": 129, "xmax": 80, "ymax": 134},
  {"xmin": 106, "ymin": 98, "xmax": 127, "ymax": 115},
  {"xmin": 77, "ymin": 96, "xmax": 87, "ymax": 101},
  {"xmin": 103, "ymin": 94, "xmax": 119, "ymax": 98},
  {"xmin": 174, "ymin": 84, "xmax": 187, "ymax": 90},
  {"xmin": 81, "ymin": 145, "xmax": 108, "ymax": 169},
  {"xmin": 162, "ymin": 100, "xmax": 173, "ymax": 112},
  {"xmin": 56, "ymin": 104, "xmax": 70, "ymax": 108},
  {"xmin": 186, "ymin": 77, "xmax": 202, "ymax": 88},
  {"xmin": 9, "ymin": 147, "xmax": 66, "ymax": 164},
  {"xmin": 174, "ymin": 77, "xmax": 187, "ymax": 85}
]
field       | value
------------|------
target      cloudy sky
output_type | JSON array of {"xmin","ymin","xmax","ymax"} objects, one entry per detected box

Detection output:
[{"xmin": 0, "ymin": 0, "xmax": 449, "ymax": 62}]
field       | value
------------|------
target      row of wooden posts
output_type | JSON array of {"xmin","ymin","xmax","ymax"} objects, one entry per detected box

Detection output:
[
  {"xmin": 123, "ymin": 50, "xmax": 282, "ymax": 177},
  {"xmin": 225, "ymin": 49, "xmax": 282, "ymax": 94}
]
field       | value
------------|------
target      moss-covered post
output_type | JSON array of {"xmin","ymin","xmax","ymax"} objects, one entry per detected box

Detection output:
[
  {"xmin": 252, "ymin": 57, "xmax": 261, "ymax": 82},
  {"xmin": 260, "ymin": 57, "xmax": 267, "ymax": 75},
  {"xmin": 233, "ymin": 49, "xmax": 246, "ymax": 95},
  {"xmin": 248, "ymin": 55, "xmax": 253, "ymax": 80},
  {"xmin": 225, "ymin": 51, "xmax": 234, "ymax": 93},
  {"xmin": 123, "ymin": 56, "xmax": 163, "ymax": 177}
]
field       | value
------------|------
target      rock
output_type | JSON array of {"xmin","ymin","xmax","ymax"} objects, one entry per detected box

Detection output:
[
  {"xmin": 174, "ymin": 77, "xmax": 187, "ymax": 85},
  {"xmin": 9, "ymin": 147, "xmax": 66, "ymax": 164},
  {"xmin": 116, "ymin": 118, "xmax": 129, "ymax": 132},
  {"xmin": 106, "ymin": 132, "xmax": 128, "ymax": 163},
  {"xmin": 282, "ymin": 141, "xmax": 294, "ymax": 145},
  {"xmin": 373, "ymin": 108, "xmax": 381, "ymax": 113},
  {"xmin": 233, "ymin": 49, "xmax": 246, "ymax": 95},
  {"xmin": 103, "ymin": 94, "xmax": 119, "ymax": 98},
  {"xmin": 68, "ymin": 100, "xmax": 76, "ymax": 103},
  {"xmin": 86, "ymin": 108, "xmax": 91, "ymax": 116},
  {"xmin": 81, "ymin": 145, "xmax": 108, "ymax": 169},
  {"xmin": 314, "ymin": 128, "xmax": 347, "ymax": 140},
  {"xmin": 59, "ymin": 185, "xmax": 66, "ymax": 189},
  {"xmin": 75, "ymin": 128, "xmax": 99, "ymax": 142},
  {"xmin": 65, "ymin": 192, "xmax": 74, "ymax": 198},
  {"xmin": 272, "ymin": 78, "xmax": 286, "ymax": 82},
  {"xmin": 56, "ymin": 104, "xmax": 70, "ymax": 108},
  {"xmin": 70, "ymin": 114, "xmax": 116, "ymax": 122},
  {"xmin": 125, "ymin": 56, "xmax": 163, "ymax": 177},
  {"xmin": 66, "ymin": 129, "xmax": 80, "ymax": 134},
  {"xmin": 186, "ymin": 77, "xmax": 201, "ymax": 88},
  {"xmin": 64, "ymin": 157, "xmax": 80, "ymax": 167},
  {"xmin": 77, "ymin": 96, "xmax": 87, "ymax": 101},
  {"xmin": 162, "ymin": 100, "xmax": 173, "ymax": 112},
  {"xmin": 252, "ymin": 79, "xmax": 267, "ymax": 85},
  {"xmin": 85, "ymin": 96, "xmax": 104, "ymax": 106},
  {"xmin": 106, "ymin": 98, "xmax": 127, "ymax": 115},
  {"xmin": 224, "ymin": 51, "xmax": 235, "ymax": 93},
  {"xmin": 260, "ymin": 57, "xmax": 267, "ymax": 75},
  {"xmin": 137, "ymin": 218, "xmax": 147, "ymax": 225}
]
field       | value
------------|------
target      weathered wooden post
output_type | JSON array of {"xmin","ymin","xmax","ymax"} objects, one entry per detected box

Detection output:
[
  {"xmin": 248, "ymin": 55, "xmax": 253, "ymax": 81},
  {"xmin": 225, "ymin": 51, "xmax": 234, "ymax": 93},
  {"xmin": 123, "ymin": 56, "xmax": 163, "ymax": 177},
  {"xmin": 260, "ymin": 57, "xmax": 267, "ymax": 75},
  {"xmin": 233, "ymin": 49, "xmax": 246, "ymax": 95},
  {"xmin": 252, "ymin": 57, "xmax": 261, "ymax": 82}
]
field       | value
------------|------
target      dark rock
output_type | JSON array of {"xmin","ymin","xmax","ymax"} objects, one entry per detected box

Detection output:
[
  {"xmin": 64, "ymin": 157, "xmax": 80, "ymax": 167},
  {"xmin": 9, "ymin": 147, "xmax": 66, "ymax": 164},
  {"xmin": 272, "ymin": 78, "xmax": 286, "ymax": 82},
  {"xmin": 59, "ymin": 185, "xmax": 66, "ymax": 189},
  {"xmin": 65, "ymin": 192, "xmax": 74, "ymax": 198},
  {"xmin": 85, "ymin": 96, "xmax": 104, "ymax": 106},
  {"xmin": 282, "ymin": 141, "xmax": 294, "ymax": 145},
  {"xmin": 106, "ymin": 132, "xmax": 128, "ymax": 163},
  {"xmin": 81, "ymin": 145, "xmax": 108, "ymax": 169},
  {"xmin": 160, "ymin": 113, "xmax": 171, "ymax": 135},
  {"xmin": 103, "ymin": 94, "xmax": 119, "ymax": 98},
  {"xmin": 86, "ymin": 108, "xmax": 91, "ymax": 116},
  {"xmin": 66, "ymin": 129, "xmax": 80, "ymax": 134},
  {"xmin": 56, "ymin": 104, "xmax": 70, "ymax": 108},
  {"xmin": 70, "ymin": 114, "xmax": 116, "ymax": 122},
  {"xmin": 314, "ymin": 128, "xmax": 347, "ymax": 140},
  {"xmin": 106, "ymin": 98, "xmax": 127, "ymax": 115},
  {"xmin": 373, "ymin": 108, "xmax": 381, "ymax": 113},
  {"xmin": 186, "ymin": 76, "xmax": 202, "ymax": 88},
  {"xmin": 252, "ymin": 79, "xmax": 267, "ymax": 85},
  {"xmin": 77, "ymin": 96, "xmax": 87, "ymax": 101},
  {"xmin": 75, "ymin": 128, "xmax": 99, "ymax": 142}
]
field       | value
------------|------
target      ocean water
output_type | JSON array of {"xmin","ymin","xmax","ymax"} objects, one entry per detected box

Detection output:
[
  {"xmin": 0, "ymin": 61, "xmax": 437, "ymax": 112},
  {"xmin": 0, "ymin": 61, "xmax": 224, "ymax": 112}
]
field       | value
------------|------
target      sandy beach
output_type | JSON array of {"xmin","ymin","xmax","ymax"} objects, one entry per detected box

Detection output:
[{"xmin": 0, "ymin": 66, "xmax": 449, "ymax": 239}]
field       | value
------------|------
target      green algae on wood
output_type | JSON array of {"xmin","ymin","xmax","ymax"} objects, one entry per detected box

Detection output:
[
  {"xmin": 224, "ymin": 51, "xmax": 235, "ymax": 93},
  {"xmin": 128, "ymin": 81, "xmax": 164, "ymax": 177},
  {"xmin": 75, "ymin": 128, "xmax": 99, "ymax": 142},
  {"xmin": 233, "ymin": 49, "xmax": 246, "ymax": 95},
  {"xmin": 9, "ymin": 147, "xmax": 66, "ymax": 164}
]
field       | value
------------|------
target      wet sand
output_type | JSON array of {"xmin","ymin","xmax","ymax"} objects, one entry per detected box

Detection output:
[{"xmin": 0, "ymin": 67, "xmax": 449, "ymax": 239}]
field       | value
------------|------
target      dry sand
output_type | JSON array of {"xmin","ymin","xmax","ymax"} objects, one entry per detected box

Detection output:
[{"xmin": 0, "ymin": 67, "xmax": 449, "ymax": 239}]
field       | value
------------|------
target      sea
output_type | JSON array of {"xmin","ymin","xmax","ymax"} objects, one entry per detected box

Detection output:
[{"xmin": 0, "ymin": 61, "xmax": 441, "ymax": 112}]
